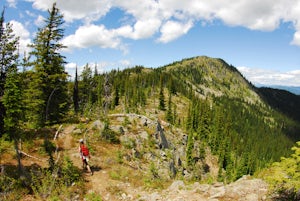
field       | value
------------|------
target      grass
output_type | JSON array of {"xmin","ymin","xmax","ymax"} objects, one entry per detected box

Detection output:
[{"xmin": 84, "ymin": 192, "xmax": 103, "ymax": 201}]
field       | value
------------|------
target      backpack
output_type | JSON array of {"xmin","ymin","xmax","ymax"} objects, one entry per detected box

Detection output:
[{"xmin": 81, "ymin": 145, "xmax": 89, "ymax": 156}]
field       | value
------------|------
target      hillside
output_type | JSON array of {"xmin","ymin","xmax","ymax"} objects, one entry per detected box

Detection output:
[
  {"xmin": 1, "ymin": 56, "xmax": 300, "ymax": 200},
  {"xmin": 257, "ymin": 87, "xmax": 300, "ymax": 125},
  {"xmin": 163, "ymin": 56, "xmax": 260, "ymax": 104}
]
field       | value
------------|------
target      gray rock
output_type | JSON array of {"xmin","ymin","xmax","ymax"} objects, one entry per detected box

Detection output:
[
  {"xmin": 168, "ymin": 180, "xmax": 185, "ymax": 191},
  {"xmin": 72, "ymin": 128, "xmax": 82, "ymax": 134},
  {"xmin": 91, "ymin": 120, "xmax": 103, "ymax": 130},
  {"xmin": 139, "ymin": 131, "xmax": 148, "ymax": 140}
]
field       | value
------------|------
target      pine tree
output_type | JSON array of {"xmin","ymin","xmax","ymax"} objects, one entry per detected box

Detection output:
[
  {"xmin": 0, "ymin": 9, "xmax": 20, "ymax": 136},
  {"xmin": 113, "ymin": 84, "xmax": 120, "ymax": 107},
  {"xmin": 23, "ymin": 71, "xmax": 44, "ymax": 127},
  {"xmin": 0, "ymin": 9, "xmax": 5, "ymax": 136},
  {"xmin": 2, "ymin": 56, "xmax": 23, "ymax": 175},
  {"xmin": 103, "ymin": 73, "xmax": 112, "ymax": 117},
  {"xmin": 27, "ymin": 3, "xmax": 68, "ymax": 125},
  {"xmin": 166, "ymin": 90, "xmax": 172, "ymax": 122},
  {"xmin": 186, "ymin": 130, "xmax": 194, "ymax": 167},
  {"xmin": 73, "ymin": 66, "xmax": 79, "ymax": 113},
  {"xmin": 185, "ymin": 102, "xmax": 193, "ymax": 131},
  {"xmin": 158, "ymin": 75, "xmax": 165, "ymax": 111},
  {"xmin": 80, "ymin": 63, "xmax": 93, "ymax": 112}
]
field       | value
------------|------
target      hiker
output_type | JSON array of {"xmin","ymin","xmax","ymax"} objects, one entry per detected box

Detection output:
[{"xmin": 79, "ymin": 139, "xmax": 93, "ymax": 175}]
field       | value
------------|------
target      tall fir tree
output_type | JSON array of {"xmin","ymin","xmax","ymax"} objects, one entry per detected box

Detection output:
[
  {"xmin": 3, "ymin": 64, "xmax": 24, "ymax": 175},
  {"xmin": 0, "ymin": 8, "xmax": 5, "ymax": 136},
  {"xmin": 158, "ymin": 75, "xmax": 165, "ymax": 111},
  {"xmin": 27, "ymin": 3, "xmax": 68, "ymax": 126},
  {"xmin": 0, "ymin": 8, "xmax": 23, "ymax": 172},
  {"xmin": 186, "ymin": 130, "xmax": 194, "ymax": 167},
  {"xmin": 0, "ymin": 9, "xmax": 20, "ymax": 136},
  {"xmin": 80, "ymin": 63, "xmax": 93, "ymax": 109},
  {"xmin": 166, "ymin": 90, "xmax": 172, "ymax": 122},
  {"xmin": 113, "ymin": 84, "xmax": 120, "ymax": 107},
  {"xmin": 73, "ymin": 66, "xmax": 79, "ymax": 113}
]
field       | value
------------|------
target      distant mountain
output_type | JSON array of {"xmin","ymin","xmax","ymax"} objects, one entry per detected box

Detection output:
[{"xmin": 256, "ymin": 84, "xmax": 300, "ymax": 95}]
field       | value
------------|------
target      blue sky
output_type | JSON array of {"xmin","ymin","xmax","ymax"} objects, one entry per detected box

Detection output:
[{"xmin": 2, "ymin": 0, "xmax": 300, "ymax": 86}]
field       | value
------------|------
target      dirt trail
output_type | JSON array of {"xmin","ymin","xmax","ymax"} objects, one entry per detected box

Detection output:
[{"xmin": 58, "ymin": 125, "xmax": 139, "ymax": 201}]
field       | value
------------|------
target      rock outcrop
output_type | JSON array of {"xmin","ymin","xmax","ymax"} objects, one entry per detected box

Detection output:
[{"xmin": 137, "ymin": 176, "xmax": 268, "ymax": 201}]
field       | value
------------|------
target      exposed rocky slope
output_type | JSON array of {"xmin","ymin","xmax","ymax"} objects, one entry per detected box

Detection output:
[{"xmin": 52, "ymin": 114, "xmax": 270, "ymax": 201}]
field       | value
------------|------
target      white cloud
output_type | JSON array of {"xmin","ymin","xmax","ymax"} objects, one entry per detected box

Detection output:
[
  {"xmin": 26, "ymin": 0, "xmax": 300, "ymax": 48},
  {"xmin": 27, "ymin": 0, "xmax": 55, "ymax": 11},
  {"xmin": 62, "ymin": 24, "xmax": 121, "ymax": 50},
  {"xmin": 57, "ymin": 0, "xmax": 111, "ymax": 23},
  {"xmin": 158, "ymin": 20, "xmax": 193, "ymax": 43},
  {"xmin": 119, "ymin": 59, "xmax": 131, "ymax": 67},
  {"xmin": 10, "ymin": 20, "xmax": 31, "ymax": 54},
  {"xmin": 115, "ymin": 19, "xmax": 161, "ymax": 40},
  {"xmin": 291, "ymin": 30, "xmax": 300, "ymax": 46},
  {"xmin": 6, "ymin": 0, "xmax": 17, "ymax": 8},
  {"xmin": 238, "ymin": 66, "xmax": 300, "ymax": 86},
  {"xmin": 27, "ymin": 0, "xmax": 110, "ymax": 23},
  {"xmin": 65, "ymin": 62, "xmax": 77, "ymax": 79}
]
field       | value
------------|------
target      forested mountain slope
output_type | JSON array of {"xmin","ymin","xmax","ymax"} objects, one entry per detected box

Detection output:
[
  {"xmin": 257, "ymin": 87, "xmax": 300, "ymax": 126},
  {"xmin": 73, "ymin": 55, "xmax": 299, "ymax": 182}
]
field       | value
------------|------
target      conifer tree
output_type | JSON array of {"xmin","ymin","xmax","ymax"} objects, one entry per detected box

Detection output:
[
  {"xmin": 80, "ymin": 64, "xmax": 93, "ymax": 110},
  {"xmin": 0, "ymin": 9, "xmax": 20, "ymax": 136},
  {"xmin": 186, "ymin": 103, "xmax": 193, "ymax": 131},
  {"xmin": 158, "ymin": 75, "xmax": 165, "ymax": 110},
  {"xmin": 3, "ymin": 64, "xmax": 24, "ymax": 175},
  {"xmin": 166, "ymin": 90, "xmax": 172, "ymax": 122},
  {"xmin": 103, "ymin": 73, "xmax": 112, "ymax": 117},
  {"xmin": 73, "ymin": 66, "xmax": 79, "ymax": 113},
  {"xmin": 186, "ymin": 130, "xmax": 194, "ymax": 167},
  {"xmin": 113, "ymin": 84, "xmax": 120, "ymax": 107},
  {"xmin": 23, "ymin": 70, "xmax": 44, "ymax": 127},
  {"xmin": 27, "ymin": 3, "xmax": 68, "ymax": 126}
]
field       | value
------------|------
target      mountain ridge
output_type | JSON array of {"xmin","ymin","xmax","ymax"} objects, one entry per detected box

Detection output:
[{"xmin": 162, "ymin": 56, "xmax": 260, "ymax": 103}]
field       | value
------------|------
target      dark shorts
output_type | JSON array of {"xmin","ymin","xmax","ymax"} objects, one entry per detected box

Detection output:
[{"xmin": 82, "ymin": 156, "xmax": 89, "ymax": 165}]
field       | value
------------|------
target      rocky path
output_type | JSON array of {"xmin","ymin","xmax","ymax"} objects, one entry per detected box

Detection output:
[{"xmin": 57, "ymin": 125, "xmax": 269, "ymax": 201}]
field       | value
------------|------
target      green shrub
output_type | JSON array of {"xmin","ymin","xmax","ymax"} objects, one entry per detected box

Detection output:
[
  {"xmin": 149, "ymin": 162, "xmax": 159, "ymax": 179},
  {"xmin": 30, "ymin": 168, "xmax": 56, "ymax": 199},
  {"xmin": 0, "ymin": 136, "xmax": 12, "ymax": 161},
  {"xmin": 121, "ymin": 137, "xmax": 136, "ymax": 149},
  {"xmin": 61, "ymin": 156, "xmax": 82, "ymax": 186},
  {"xmin": 101, "ymin": 121, "xmax": 120, "ymax": 144},
  {"xmin": 30, "ymin": 157, "xmax": 82, "ymax": 200},
  {"xmin": 0, "ymin": 175, "xmax": 27, "ymax": 201},
  {"xmin": 116, "ymin": 150, "xmax": 123, "ymax": 164},
  {"xmin": 261, "ymin": 141, "xmax": 300, "ymax": 200}
]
